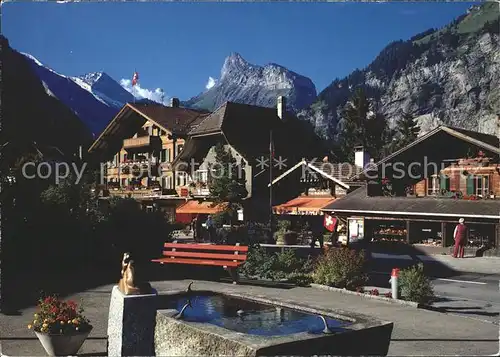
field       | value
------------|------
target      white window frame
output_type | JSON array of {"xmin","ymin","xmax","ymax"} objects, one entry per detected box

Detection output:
[
  {"xmin": 427, "ymin": 175, "xmax": 439, "ymax": 196},
  {"xmin": 474, "ymin": 175, "xmax": 489, "ymax": 197}
]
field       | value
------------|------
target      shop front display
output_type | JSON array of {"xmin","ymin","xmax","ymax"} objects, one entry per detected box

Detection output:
[
  {"xmin": 370, "ymin": 221, "xmax": 407, "ymax": 243},
  {"xmin": 410, "ymin": 222, "xmax": 442, "ymax": 247},
  {"xmin": 466, "ymin": 225, "xmax": 495, "ymax": 248}
]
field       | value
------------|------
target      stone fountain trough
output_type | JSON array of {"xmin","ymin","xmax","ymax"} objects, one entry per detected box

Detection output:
[{"xmin": 154, "ymin": 290, "xmax": 394, "ymax": 356}]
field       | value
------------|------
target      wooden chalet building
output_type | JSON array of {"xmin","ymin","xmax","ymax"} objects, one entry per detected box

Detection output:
[
  {"xmin": 323, "ymin": 125, "xmax": 500, "ymax": 256},
  {"xmin": 87, "ymin": 98, "xmax": 209, "ymax": 221},
  {"xmin": 172, "ymin": 97, "xmax": 326, "ymax": 222}
]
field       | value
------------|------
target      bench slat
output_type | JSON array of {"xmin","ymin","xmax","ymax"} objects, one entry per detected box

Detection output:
[
  {"xmin": 162, "ymin": 251, "xmax": 247, "ymax": 260},
  {"xmin": 151, "ymin": 257, "xmax": 241, "ymax": 267},
  {"xmin": 164, "ymin": 243, "xmax": 248, "ymax": 252}
]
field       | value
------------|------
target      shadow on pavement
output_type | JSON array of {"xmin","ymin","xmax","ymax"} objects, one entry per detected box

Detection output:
[
  {"xmin": 1, "ymin": 260, "xmax": 227, "ymax": 313},
  {"xmin": 363, "ymin": 242, "xmax": 461, "ymax": 279}
]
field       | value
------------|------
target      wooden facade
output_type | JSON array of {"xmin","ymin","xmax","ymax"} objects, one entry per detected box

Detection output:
[{"xmin": 324, "ymin": 126, "xmax": 500, "ymax": 255}]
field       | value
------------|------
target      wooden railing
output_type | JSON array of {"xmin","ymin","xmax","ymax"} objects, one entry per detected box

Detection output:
[{"xmin": 123, "ymin": 136, "xmax": 161, "ymax": 149}]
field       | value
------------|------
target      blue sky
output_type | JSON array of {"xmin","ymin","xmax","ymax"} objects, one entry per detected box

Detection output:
[{"xmin": 3, "ymin": 1, "xmax": 478, "ymax": 101}]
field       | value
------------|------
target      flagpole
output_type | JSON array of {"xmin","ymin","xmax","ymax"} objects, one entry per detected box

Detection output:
[
  {"xmin": 269, "ymin": 129, "xmax": 273, "ymax": 242},
  {"xmin": 133, "ymin": 69, "xmax": 137, "ymax": 104}
]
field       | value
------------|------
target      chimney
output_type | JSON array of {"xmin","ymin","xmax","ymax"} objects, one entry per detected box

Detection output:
[
  {"xmin": 277, "ymin": 96, "xmax": 286, "ymax": 121},
  {"xmin": 170, "ymin": 97, "xmax": 180, "ymax": 108},
  {"xmin": 354, "ymin": 146, "xmax": 370, "ymax": 169}
]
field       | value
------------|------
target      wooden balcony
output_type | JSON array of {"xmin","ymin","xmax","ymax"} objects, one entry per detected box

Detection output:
[{"xmin": 123, "ymin": 136, "xmax": 162, "ymax": 150}]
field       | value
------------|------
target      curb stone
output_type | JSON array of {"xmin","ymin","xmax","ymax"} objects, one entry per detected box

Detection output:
[{"xmin": 310, "ymin": 283, "xmax": 422, "ymax": 308}]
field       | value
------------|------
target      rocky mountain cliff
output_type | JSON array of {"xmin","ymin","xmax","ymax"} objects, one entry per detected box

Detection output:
[
  {"xmin": 299, "ymin": 2, "xmax": 500, "ymax": 139},
  {"xmin": 184, "ymin": 52, "xmax": 317, "ymax": 112}
]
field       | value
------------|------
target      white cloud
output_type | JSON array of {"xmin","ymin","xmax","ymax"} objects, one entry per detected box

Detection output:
[
  {"xmin": 205, "ymin": 76, "xmax": 217, "ymax": 90},
  {"xmin": 120, "ymin": 79, "xmax": 169, "ymax": 105}
]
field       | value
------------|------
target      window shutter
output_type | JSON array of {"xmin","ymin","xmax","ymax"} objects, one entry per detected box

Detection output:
[
  {"xmin": 466, "ymin": 176, "xmax": 474, "ymax": 195},
  {"xmin": 440, "ymin": 176, "xmax": 446, "ymax": 191}
]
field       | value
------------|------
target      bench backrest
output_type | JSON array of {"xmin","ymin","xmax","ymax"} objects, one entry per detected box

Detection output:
[{"xmin": 162, "ymin": 242, "xmax": 248, "ymax": 263}]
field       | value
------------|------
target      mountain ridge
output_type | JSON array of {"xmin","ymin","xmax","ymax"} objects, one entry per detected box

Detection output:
[
  {"xmin": 184, "ymin": 52, "xmax": 317, "ymax": 113},
  {"xmin": 299, "ymin": 1, "xmax": 500, "ymax": 139}
]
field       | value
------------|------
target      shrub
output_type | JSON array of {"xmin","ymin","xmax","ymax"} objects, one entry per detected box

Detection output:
[
  {"xmin": 286, "ymin": 272, "xmax": 313, "ymax": 287},
  {"xmin": 399, "ymin": 263, "xmax": 434, "ymax": 304},
  {"xmin": 241, "ymin": 246, "xmax": 313, "ymax": 282},
  {"xmin": 277, "ymin": 220, "xmax": 291, "ymax": 232},
  {"xmin": 312, "ymin": 247, "xmax": 367, "ymax": 290},
  {"xmin": 240, "ymin": 245, "xmax": 276, "ymax": 279},
  {"xmin": 368, "ymin": 288, "xmax": 379, "ymax": 296}
]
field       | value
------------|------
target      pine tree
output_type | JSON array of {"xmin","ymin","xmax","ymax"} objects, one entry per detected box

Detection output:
[
  {"xmin": 208, "ymin": 142, "xmax": 248, "ymax": 224},
  {"xmin": 392, "ymin": 111, "xmax": 420, "ymax": 152},
  {"xmin": 339, "ymin": 88, "xmax": 389, "ymax": 162}
]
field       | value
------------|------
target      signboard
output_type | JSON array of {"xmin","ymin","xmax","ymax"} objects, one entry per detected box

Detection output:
[
  {"xmin": 348, "ymin": 217, "xmax": 364, "ymax": 242},
  {"xmin": 237, "ymin": 209, "xmax": 244, "ymax": 221}
]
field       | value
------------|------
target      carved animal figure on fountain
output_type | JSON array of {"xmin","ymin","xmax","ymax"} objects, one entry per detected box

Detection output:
[{"xmin": 117, "ymin": 252, "xmax": 153, "ymax": 295}]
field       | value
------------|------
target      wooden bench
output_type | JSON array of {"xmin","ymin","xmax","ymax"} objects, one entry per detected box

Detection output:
[{"xmin": 151, "ymin": 242, "xmax": 249, "ymax": 284}]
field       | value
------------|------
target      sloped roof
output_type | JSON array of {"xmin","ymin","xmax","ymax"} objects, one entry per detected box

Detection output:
[
  {"xmin": 322, "ymin": 186, "xmax": 500, "ymax": 219},
  {"xmin": 88, "ymin": 103, "xmax": 209, "ymax": 156},
  {"xmin": 355, "ymin": 125, "xmax": 500, "ymax": 180},
  {"xmin": 128, "ymin": 103, "xmax": 209, "ymax": 135},
  {"xmin": 268, "ymin": 159, "xmax": 352, "ymax": 190},
  {"xmin": 188, "ymin": 103, "xmax": 228, "ymax": 136},
  {"xmin": 183, "ymin": 101, "xmax": 323, "ymax": 160}
]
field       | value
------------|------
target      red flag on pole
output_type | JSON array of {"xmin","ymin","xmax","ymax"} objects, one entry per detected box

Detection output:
[
  {"xmin": 132, "ymin": 72, "xmax": 139, "ymax": 86},
  {"xmin": 324, "ymin": 213, "xmax": 337, "ymax": 232}
]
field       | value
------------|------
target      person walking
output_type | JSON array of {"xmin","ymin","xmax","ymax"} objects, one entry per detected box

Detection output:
[
  {"xmin": 206, "ymin": 215, "xmax": 216, "ymax": 243},
  {"xmin": 453, "ymin": 218, "xmax": 467, "ymax": 258}
]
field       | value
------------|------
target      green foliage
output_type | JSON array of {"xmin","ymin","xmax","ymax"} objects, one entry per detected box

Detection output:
[
  {"xmin": 388, "ymin": 111, "xmax": 421, "ymax": 154},
  {"xmin": 312, "ymin": 248, "xmax": 367, "ymax": 290},
  {"xmin": 240, "ymin": 245, "xmax": 276, "ymax": 279},
  {"xmin": 338, "ymin": 88, "xmax": 390, "ymax": 162},
  {"xmin": 286, "ymin": 272, "xmax": 314, "ymax": 287},
  {"xmin": 277, "ymin": 220, "xmax": 291, "ymax": 232},
  {"xmin": 241, "ymin": 246, "xmax": 313, "ymax": 283},
  {"xmin": 208, "ymin": 142, "xmax": 248, "ymax": 216},
  {"xmin": 399, "ymin": 263, "xmax": 435, "ymax": 304}
]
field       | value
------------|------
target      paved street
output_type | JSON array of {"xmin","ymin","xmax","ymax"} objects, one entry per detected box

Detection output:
[
  {"xmin": 368, "ymin": 254, "xmax": 500, "ymax": 324},
  {"xmin": 1, "ymin": 277, "xmax": 499, "ymax": 356},
  {"xmin": 1, "ymin": 252, "xmax": 499, "ymax": 356}
]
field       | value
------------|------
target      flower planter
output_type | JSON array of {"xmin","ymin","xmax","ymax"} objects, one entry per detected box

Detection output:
[{"xmin": 35, "ymin": 327, "xmax": 92, "ymax": 356}]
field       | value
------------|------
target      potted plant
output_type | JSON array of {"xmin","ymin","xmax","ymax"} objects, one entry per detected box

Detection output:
[{"xmin": 28, "ymin": 295, "xmax": 92, "ymax": 356}]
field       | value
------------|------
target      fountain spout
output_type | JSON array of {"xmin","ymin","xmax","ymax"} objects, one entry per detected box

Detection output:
[
  {"xmin": 318, "ymin": 315, "xmax": 332, "ymax": 334},
  {"xmin": 175, "ymin": 299, "xmax": 193, "ymax": 320},
  {"xmin": 186, "ymin": 282, "xmax": 194, "ymax": 293}
]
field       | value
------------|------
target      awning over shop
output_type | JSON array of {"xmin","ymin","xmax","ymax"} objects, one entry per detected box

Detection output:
[
  {"xmin": 274, "ymin": 196, "xmax": 335, "ymax": 215},
  {"xmin": 176, "ymin": 200, "xmax": 227, "ymax": 214}
]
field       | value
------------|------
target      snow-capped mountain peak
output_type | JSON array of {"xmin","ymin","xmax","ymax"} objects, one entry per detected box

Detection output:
[{"xmin": 21, "ymin": 52, "xmax": 133, "ymax": 135}]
